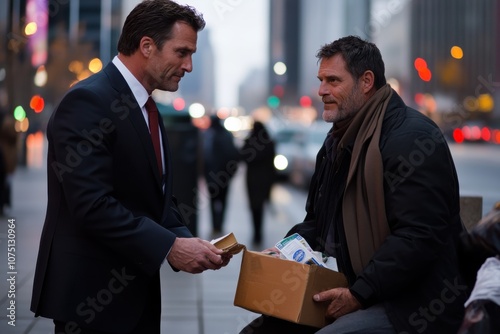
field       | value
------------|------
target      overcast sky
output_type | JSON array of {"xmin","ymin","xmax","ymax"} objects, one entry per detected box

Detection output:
[{"xmin": 177, "ymin": 0, "xmax": 269, "ymax": 108}]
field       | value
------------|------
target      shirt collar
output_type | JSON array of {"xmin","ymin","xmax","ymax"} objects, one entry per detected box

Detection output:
[{"xmin": 112, "ymin": 55, "xmax": 150, "ymax": 108}]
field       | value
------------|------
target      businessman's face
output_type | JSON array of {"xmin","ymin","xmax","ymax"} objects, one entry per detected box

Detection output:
[{"xmin": 146, "ymin": 21, "xmax": 197, "ymax": 92}]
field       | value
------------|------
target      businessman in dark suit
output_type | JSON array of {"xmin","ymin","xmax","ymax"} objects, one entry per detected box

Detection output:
[{"xmin": 30, "ymin": 1, "xmax": 230, "ymax": 333}]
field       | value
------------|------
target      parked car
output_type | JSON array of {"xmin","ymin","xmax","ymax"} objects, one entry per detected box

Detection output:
[{"xmin": 289, "ymin": 121, "xmax": 332, "ymax": 189}]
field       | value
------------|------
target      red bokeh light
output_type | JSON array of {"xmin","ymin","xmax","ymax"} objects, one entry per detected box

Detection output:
[
  {"xmin": 418, "ymin": 68, "xmax": 432, "ymax": 82},
  {"xmin": 299, "ymin": 96, "xmax": 312, "ymax": 107},
  {"xmin": 453, "ymin": 128, "xmax": 464, "ymax": 143},
  {"xmin": 30, "ymin": 95, "xmax": 44, "ymax": 113},
  {"xmin": 173, "ymin": 97, "xmax": 185, "ymax": 111},
  {"xmin": 414, "ymin": 58, "xmax": 428, "ymax": 71}
]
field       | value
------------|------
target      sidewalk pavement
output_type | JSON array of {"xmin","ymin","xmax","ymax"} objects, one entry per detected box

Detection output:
[{"xmin": 0, "ymin": 144, "xmax": 307, "ymax": 334}]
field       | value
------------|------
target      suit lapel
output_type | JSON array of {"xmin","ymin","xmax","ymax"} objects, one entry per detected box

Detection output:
[{"xmin": 104, "ymin": 63, "xmax": 164, "ymax": 191}]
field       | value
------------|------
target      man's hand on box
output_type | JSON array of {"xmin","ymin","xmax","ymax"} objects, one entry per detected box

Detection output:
[
  {"xmin": 313, "ymin": 287, "xmax": 362, "ymax": 321},
  {"xmin": 167, "ymin": 237, "xmax": 230, "ymax": 274}
]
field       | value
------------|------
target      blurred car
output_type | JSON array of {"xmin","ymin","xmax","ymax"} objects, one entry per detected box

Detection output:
[
  {"xmin": 452, "ymin": 120, "xmax": 500, "ymax": 144},
  {"xmin": 270, "ymin": 125, "xmax": 305, "ymax": 180},
  {"xmin": 289, "ymin": 121, "xmax": 332, "ymax": 189}
]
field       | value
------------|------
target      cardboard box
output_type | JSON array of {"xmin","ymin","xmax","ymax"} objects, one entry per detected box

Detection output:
[{"xmin": 234, "ymin": 249, "xmax": 348, "ymax": 328}]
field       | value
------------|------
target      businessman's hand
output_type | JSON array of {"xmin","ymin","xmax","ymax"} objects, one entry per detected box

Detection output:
[
  {"xmin": 167, "ymin": 238, "xmax": 230, "ymax": 274},
  {"xmin": 313, "ymin": 287, "xmax": 362, "ymax": 321}
]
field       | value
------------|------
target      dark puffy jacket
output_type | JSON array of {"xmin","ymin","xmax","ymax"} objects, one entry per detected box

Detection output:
[{"xmin": 288, "ymin": 91, "xmax": 467, "ymax": 334}]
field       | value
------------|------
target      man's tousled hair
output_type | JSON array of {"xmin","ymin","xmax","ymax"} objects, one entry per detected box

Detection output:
[{"xmin": 317, "ymin": 35, "xmax": 386, "ymax": 89}]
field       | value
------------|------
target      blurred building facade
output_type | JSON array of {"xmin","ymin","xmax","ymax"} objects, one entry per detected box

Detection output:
[
  {"xmin": 374, "ymin": 0, "xmax": 499, "ymax": 125},
  {"xmin": 238, "ymin": 67, "xmax": 268, "ymax": 114}
]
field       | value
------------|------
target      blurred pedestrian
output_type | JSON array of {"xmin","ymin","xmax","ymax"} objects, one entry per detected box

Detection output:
[
  {"xmin": 240, "ymin": 121, "xmax": 276, "ymax": 245},
  {"xmin": 203, "ymin": 115, "xmax": 241, "ymax": 238},
  {"xmin": 31, "ymin": 1, "xmax": 231, "ymax": 333},
  {"xmin": 240, "ymin": 35, "xmax": 467, "ymax": 334},
  {"xmin": 0, "ymin": 108, "xmax": 18, "ymax": 215}
]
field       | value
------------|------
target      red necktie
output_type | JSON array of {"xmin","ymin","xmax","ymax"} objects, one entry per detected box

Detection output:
[{"xmin": 145, "ymin": 97, "xmax": 162, "ymax": 175}]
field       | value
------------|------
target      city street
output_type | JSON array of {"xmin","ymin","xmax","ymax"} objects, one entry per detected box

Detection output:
[
  {"xmin": 0, "ymin": 138, "xmax": 499, "ymax": 333},
  {"xmin": 449, "ymin": 143, "xmax": 500, "ymax": 215}
]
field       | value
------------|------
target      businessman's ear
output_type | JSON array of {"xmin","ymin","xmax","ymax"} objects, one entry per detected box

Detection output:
[{"xmin": 139, "ymin": 36, "xmax": 154, "ymax": 58}]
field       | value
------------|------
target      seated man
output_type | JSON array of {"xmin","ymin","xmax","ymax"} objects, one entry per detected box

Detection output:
[{"xmin": 240, "ymin": 35, "xmax": 467, "ymax": 334}]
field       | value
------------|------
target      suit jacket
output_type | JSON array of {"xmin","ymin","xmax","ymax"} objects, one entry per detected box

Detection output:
[{"xmin": 31, "ymin": 63, "xmax": 192, "ymax": 332}]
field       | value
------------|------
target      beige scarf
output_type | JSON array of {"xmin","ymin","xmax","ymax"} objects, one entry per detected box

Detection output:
[{"xmin": 337, "ymin": 84, "xmax": 393, "ymax": 276}]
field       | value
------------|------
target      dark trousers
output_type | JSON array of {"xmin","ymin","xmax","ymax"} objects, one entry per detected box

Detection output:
[
  {"xmin": 240, "ymin": 305, "xmax": 396, "ymax": 334},
  {"xmin": 54, "ymin": 284, "xmax": 160, "ymax": 334}
]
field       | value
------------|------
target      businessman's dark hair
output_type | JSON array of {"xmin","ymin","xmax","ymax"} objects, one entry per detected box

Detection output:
[{"xmin": 117, "ymin": 0, "xmax": 205, "ymax": 56}]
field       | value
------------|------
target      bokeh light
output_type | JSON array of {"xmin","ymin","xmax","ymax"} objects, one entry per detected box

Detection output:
[
  {"xmin": 14, "ymin": 106, "xmax": 26, "ymax": 121},
  {"xmin": 418, "ymin": 68, "xmax": 432, "ymax": 81},
  {"xmin": 450, "ymin": 46, "xmax": 464, "ymax": 59},
  {"xmin": 189, "ymin": 103, "xmax": 205, "ymax": 118},
  {"xmin": 25, "ymin": 22, "xmax": 37, "ymax": 36},
  {"xmin": 172, "ymin": 97, "xmax": 185, "ymax": 111},
  {"xmin": 414, "ymin": 58, "xmax": 427, "ymax": 71},
  {"xmin": 89, "ymin": 58, "xmax": 103, "ymax": 73},
  {"xmin": 273, "ymin": 61, "xmax": 287, "ymax": 75},
  {"xmin": 30, "ymin": 95, "xmax": 44, "ymax": 113}
]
